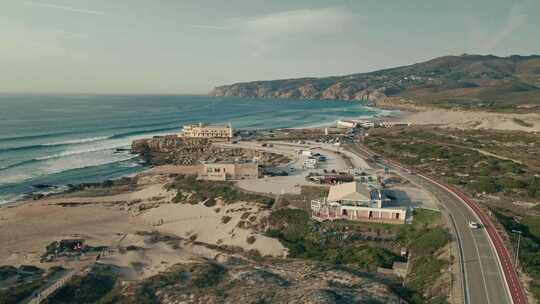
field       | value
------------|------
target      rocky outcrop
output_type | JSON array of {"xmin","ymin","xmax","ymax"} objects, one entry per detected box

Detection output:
[
  {"xmin": 131, "ymin": 135, "xmax": 289, "ymax": 166},
  {"xmin": 211, "ymin": 81, "xmax": 389, "ymax": 103}
]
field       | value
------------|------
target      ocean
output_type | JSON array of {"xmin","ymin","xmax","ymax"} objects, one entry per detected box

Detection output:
[{"xmin": 0, "ymin": 94, "xmax": 389, "ymax": 204}]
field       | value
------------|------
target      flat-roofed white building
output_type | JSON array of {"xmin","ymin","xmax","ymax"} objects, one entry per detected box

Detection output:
[
  {"xmin": 311, "ymin": 182, "xmax": 406, "ymax": 224},
  {"xmin": 376, "ymin": 121, "xmax": 411, "ymax": 128},
  {"xmin": 198, "ymin": 161, "xmax": 258, "ymax": 181},
  {"xmin": 180, "ymin": 122, "xmax": 233, "ymax": 140}
]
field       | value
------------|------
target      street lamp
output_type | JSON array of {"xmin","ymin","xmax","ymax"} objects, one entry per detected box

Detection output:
[{"xmin": 511, "ymin": 229, "xmax": 522, "ymax": 268}]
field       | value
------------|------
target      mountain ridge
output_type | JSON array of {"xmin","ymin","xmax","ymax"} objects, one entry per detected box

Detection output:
[{"xmin": 211, "ymin": 54, "xmax": 540, "ymax": 111}]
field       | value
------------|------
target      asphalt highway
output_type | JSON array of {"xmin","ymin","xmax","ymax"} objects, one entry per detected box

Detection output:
[{"xmin": 348, "ymin": 143, "xmax": 523, "ymax": 304}]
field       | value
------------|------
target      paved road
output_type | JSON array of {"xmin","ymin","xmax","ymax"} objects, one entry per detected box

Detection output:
[{"xmin": 348, "ymin": 143, "xmax": 519, "ymax": 304}]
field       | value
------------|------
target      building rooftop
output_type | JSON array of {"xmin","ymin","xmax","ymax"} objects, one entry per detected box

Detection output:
[
  {"xmin": 185, "ymin": 122, "xmax": 232, "ymax": 128},
  {"xmin": 327, "ymin": 182, "xmax": 377, "ymax": 202},
  {"xmin": 201, "ymin": 159, "xmax": 257, "ymax": 165}
]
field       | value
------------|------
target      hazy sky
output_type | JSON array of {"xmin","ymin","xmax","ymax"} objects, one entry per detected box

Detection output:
[{"xmin": 1, "ymin": 0, "xmax": 539, "ymax": 94}]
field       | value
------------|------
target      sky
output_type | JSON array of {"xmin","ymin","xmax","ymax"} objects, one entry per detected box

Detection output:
[{"xmin": 0, "ymin": 0, "xmax": 539, "ymax": 94}]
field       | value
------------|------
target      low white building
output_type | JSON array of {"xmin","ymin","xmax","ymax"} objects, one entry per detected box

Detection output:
[
  {"xmin": 303, "ymin": 157, "xmax": 318, "ymax": 169},
  {"xmin": 376, "ymin": 121, "xmax": 411, "ymax": 128},
  {"xmin": 311, "ymin": 182, "xmax": 406, "ymax": 224},
  {"xmin": 359, "ymin": 121, "xmax": 375, "ymax": 128},
  {"xmin": 198, "ymin": 161, "xmax": 258, "ymax": 181},
  {"xmin": 336, "ymin": 120, "xmax": 358, "ymax": 129},
  {"xmin": 300, "ymin": 150, "xmax": 313, "ymax": 157}
]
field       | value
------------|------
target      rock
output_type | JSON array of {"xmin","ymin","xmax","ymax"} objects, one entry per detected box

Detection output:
[{"xmin": 131, "ymin": 136, "xmax": 289, "ymax": 166}]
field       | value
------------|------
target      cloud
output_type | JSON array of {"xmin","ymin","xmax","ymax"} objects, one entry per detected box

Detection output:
[
  {"xmin": 242, "ymin": 7, "xmax": 353, "ymax": 37},
  {"xmin": 484, "ymin": 1, "xmax": 528, "ymax": 51},
  {"xmin": 188, "ymin": 25, "xmax": 229, "ymax": 31},
  {"xmin": 467, "ymin": 0, "xmax": 529, "ymax": 52},
  {"xmin": 23, "ymin": 1, "xmax": 106, "ymax": 15},
  {"xmin": 236, "ymin": 7, "xmax": 354, "ymax": 55}
]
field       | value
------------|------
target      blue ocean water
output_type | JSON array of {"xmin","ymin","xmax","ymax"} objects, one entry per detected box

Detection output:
[{"xmin": 0, "ymin": 94, "xmax": 388, "ymax": 204}]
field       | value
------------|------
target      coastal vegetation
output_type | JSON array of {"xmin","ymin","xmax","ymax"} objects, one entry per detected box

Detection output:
[
  {"xmin": 43, "ymin": 265, "xmax": 117, "ymax": 304},
  {"xmin": 266, "ymin": 207, "xmax": 450, "ymax": 303},
  {"xmin": 37, "ymin": 260, "xmax": 403, "ymax": 303},
  {"xmin": 166, "ymin": 174, "xmax": 275, "ymax": 207},
  {"xmin": 366, "ymin": 127, "xmax": 540, "ymax": 201},
  {"xmin": 494, "ymin": 212, "xmax": 540, "ymax": 299},
  {"xmin": 0, "ymin": 265, "xmax": 57, "ymax": 304},
  {"xmin": 365, "ymin": 126, "xmax": 540, "ymax": 300}
]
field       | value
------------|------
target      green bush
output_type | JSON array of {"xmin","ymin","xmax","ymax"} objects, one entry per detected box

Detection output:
[
  {"xmin": 266, "ymin": 209, "xmax": 398, "ymax": 270},
  {"xmin": 495, "ymin": 212, "xmax": 540, "ymax": 300},
  {"xmin": 167, "ymin": 175, "xmax": 274, "ymax": 207},
  {"xmin": 527, "ymin": 177, "xmax": 540, "ymax": 198},
  {"xmin": 204, "ymin": 198, "xmax": 217, "ymax": 207},
  {"xmin": 0, "ymin": 279, "xmax": 44, "ymax": 304},
  {"xmin": 409, "ymin": 228, "xmax": 449, "ymax": 256},
  {"xmin": 43, "ymin": 266, "xmax": 116, "ymax": 304},
  {"xmin": 407, "ymin": 256, "xmax": 448, "ymax": 297}
]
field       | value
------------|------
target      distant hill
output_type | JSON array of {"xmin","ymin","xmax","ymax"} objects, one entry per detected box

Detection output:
[{"xmin": 211, "ymin": 54, "xmax": 540, "ymax": 111}]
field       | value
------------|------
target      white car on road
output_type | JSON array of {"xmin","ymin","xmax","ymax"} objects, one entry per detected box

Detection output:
[{"xmin": 468, "ymin": 221, "xmax": 481, "ymax": 229}]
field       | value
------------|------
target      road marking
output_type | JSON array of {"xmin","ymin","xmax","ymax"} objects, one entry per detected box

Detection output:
[
  {"xmin": 350, "ymin": 144, "xmax": 471, "ymax": 302},
  {"xmin": 425, "ymin": 176, "xmax": 494, "ymax": 304},
  {"xmin": 443, "ymin": 189, "xmax": 492, "ymax": 304}
]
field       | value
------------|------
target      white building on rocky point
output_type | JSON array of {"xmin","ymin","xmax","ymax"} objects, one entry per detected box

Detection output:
[
  {"xmin": 180, "ymin": 122, "xmax": 233, "ymax": 140},
  {"xmin": 311, "ymin": 182, "xmax": 406, "ymax": 224}
]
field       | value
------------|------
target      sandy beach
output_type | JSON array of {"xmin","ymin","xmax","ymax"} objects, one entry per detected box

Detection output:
[
  {"xmin": 394, "ymin": 108, "xmax": 540, "ymax": 132},
  {"xmin": 0, "ymin": 172, "xmax": 286, "ymax": 280}
]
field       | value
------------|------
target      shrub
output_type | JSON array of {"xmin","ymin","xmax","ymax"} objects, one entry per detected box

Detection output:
[
  {"xmin": 43, "ymin": 265, "xmax": 116, "ymax": 304},
  {"xmin": 409, "ymin": 228, "xmax": 449, "ymax": 256},
  {"xmin": 246, "ymin": 236, "xmax": 257, "ymax": 244},
  {"xmin": 204, "ymin": 198, "xmax": 217, "ymax": 207},
  {"xmin": 167, "ymin": 175, "xmax": 274, "ymax": 207},
  {"xmin": 407, "ymin": 256, "xmax": 448, "ymax": 296}
]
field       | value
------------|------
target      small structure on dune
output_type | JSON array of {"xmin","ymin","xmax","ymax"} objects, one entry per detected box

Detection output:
[
  {"xmin": 311, "ymin": 182, "xmax": 407, "ymax": 224},
  {"xmin": 198, "ymin": 160, "xmax": 259, "ymax": 181}
]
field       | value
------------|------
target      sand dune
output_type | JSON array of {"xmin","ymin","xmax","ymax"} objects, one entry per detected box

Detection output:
[{"xmin": 401, "ymin": 109, "xmax": 540, "ymax": 132}]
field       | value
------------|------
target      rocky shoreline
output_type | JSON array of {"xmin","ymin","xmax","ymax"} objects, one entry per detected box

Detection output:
[{"xmin": 131, "ymin": 135, "xmax": 290, "ymax": 166}]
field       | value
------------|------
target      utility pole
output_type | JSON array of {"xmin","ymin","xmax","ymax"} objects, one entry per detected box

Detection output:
[{"xmin": 511, "ymin": 230, "xmax": 522, "ymax": 268}]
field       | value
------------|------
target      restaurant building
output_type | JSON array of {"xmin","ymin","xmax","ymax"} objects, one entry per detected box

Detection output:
[{"xmin": 311, "ymin": 182, "xmax": 406, "ymax": 224}]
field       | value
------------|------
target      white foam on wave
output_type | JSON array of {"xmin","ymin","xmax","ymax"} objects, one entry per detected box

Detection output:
[
  {"xmin": 0, "ymin": 193, "xmax": 25, "ymax": 205},
  {"xmin": 44, "ymin": 136, "xmax": 108, "ymax": 147},
  {"xmin": 36, "ymin": 144, "xmax": 126, "ymax": 161},
  {"xmin": 292, "ymin": 105, "xmax": 392, "ymax": 129},
  {"xmin": 1, "ymin": 130, "xmax": 171, "ymax": 185},
  {"xmin": 0, "ymin": 172, "xmax": 33, "ymax": 184},
  {"xmin": 32, "ymin": 185, "xmax": 70, "ymax": 196},
  {"xmin": 39, "ymin": 150, "xmax": 138, "ymax": 177}
]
